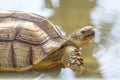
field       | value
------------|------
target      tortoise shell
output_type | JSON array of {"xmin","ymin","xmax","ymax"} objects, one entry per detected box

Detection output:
[{"xmin": 0, "ymin": 11, "xmax": 65, "ymax": 71}]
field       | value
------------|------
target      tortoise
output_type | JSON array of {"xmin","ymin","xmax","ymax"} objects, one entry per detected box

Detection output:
[{"xmin": 0, "ymin": 10, "xmax": 95, "ymax": 73}]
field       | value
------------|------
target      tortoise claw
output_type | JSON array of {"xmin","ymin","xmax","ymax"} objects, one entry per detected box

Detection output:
[
  {"xmin": 67, "ymin": 51, "xmax": 84, "ymax": 68},
  {"xmin": 62, "ymin": 46, "xmax": 84, "ymax": 73}
]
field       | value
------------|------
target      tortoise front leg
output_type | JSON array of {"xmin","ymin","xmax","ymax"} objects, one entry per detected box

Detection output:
[{"xmin": 61, "ymin": 46, "xmax": 84, "ymax": 73}]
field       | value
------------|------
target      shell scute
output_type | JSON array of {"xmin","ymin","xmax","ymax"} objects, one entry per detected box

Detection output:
[{"xmin": 0, "ymin": 10, "xmax": 66, "ymax": 71}]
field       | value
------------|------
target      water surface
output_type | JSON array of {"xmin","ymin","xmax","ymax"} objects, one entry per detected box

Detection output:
[{"xmin": 0, "ymin": 0, "xmax": 120, "ymax": 80}]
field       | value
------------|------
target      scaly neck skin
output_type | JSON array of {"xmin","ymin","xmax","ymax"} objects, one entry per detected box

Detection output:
[
  {"xmin": 64, "ymin": 39, "xmax": 75, "ymax": 46},
  {"xmin": 64, "ymin": 37, "xmax": 84, "ymax": 49},
  {"xmin": 67, "ymin": 34, "xmax": 93, "ymax": 49},
  {"xmin": 70, "ymin": 38, "xmax": 87, "ymax": 48}
]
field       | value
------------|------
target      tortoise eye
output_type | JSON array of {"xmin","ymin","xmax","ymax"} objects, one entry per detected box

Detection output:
[
  {"xmin": 81, "ymin": 30, "xmax": 85, "ymax": 33},
  {"xmin": 74, "ymin": 49, "xmax": 78, "ymax": 52}
]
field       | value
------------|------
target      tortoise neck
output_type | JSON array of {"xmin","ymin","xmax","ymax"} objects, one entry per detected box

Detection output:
[
  {"xmin": 63, "ymin": 38, "xmax": 76, "ymax": 47},
  {"xmin": 64, "ymin": 36, "xmax": 82, "ymax": 49}
]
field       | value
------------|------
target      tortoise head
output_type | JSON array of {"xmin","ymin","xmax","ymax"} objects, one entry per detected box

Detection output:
[{"xmin": 70, "ymin": 26, "xmax": 95, "ymax": 48}]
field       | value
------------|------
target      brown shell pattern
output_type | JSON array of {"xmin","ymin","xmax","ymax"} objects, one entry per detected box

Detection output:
[{"xmin": 0, "ymin": 10, "xmax": 65, "ymax": 71}]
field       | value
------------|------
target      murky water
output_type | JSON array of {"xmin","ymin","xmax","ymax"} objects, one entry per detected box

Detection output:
[{"xmin": 0, "ymin": 0, "xmax": 120, "ymax": 80}]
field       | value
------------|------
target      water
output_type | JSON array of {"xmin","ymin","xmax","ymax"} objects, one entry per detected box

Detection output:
[
  {"xmin": 91, "ymin": 0, "xmax": 120, "ymax": 80},
  {"xmin": 0, "ymin": 0, "xmax": 54, "ymax": 18},
  {"xmin": 0, "ymin": 0, "xmax": 120, "ymax": 80},
  {"xmin": 59, "ymin": 68, "xmax": 76, "ymax": 80}
]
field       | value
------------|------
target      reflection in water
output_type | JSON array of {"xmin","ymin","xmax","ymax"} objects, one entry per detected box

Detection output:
[
  {"xmin": 91, "ymin": 0, "xmax": 120, "ymax": 79},
  {"xmin": 34, "ymin": 73, "xmax": 52, "ymax": 80},
  {"xmin": 50, "ymin": 0, "xmax": 95, "ymax": 34},
  {"xmin": 0, "ymin": 0, "xmax": 54, "ymax": 18},
  {"xmin": 50, "ymin": 0, "xmax": 60, "ymax": 8},
  {"xmin": 59, "ymin": 68, "xmax": 75, "ymax": 80}
]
